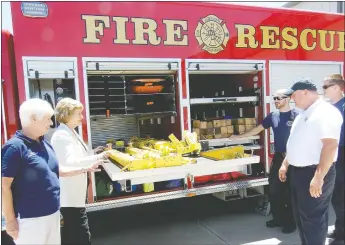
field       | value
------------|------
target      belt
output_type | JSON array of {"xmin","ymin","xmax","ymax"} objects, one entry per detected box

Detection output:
[
  {"xmin": 290, "ymin": 163, "xmax": 335, "ymax": 169},
  {"xmin": 290, "ymin": 165, "xmax": 317, "ymax": 169}
]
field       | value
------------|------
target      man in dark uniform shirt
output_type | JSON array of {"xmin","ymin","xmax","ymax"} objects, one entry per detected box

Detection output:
[
  {"xmin": 323, "ymin": 74, "xmax": 345, "ymax": 241},
  {"xmin": 230, "ymin": 89, "xmax": 298, "ymax": 234}
]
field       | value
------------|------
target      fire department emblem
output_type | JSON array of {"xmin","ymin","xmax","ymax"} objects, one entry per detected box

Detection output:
[{"xmin": 195, "ymin": 15, "xmax": 230, "ymax": 54}]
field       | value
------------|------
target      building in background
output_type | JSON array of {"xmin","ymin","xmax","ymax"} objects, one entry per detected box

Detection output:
[{"xmin": 283, "ymin": 1, "xmax": 344, "ymax": 13}]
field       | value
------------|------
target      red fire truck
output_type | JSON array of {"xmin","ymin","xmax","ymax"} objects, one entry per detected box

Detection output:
[{"xmin": 1, "ymin": 2, "xmax": 344, "ymax": 212}]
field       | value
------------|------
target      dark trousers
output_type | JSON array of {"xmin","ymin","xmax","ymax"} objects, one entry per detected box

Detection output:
[
  {"xmin": 332, "ymin": 147, "xmax": 344, "ymax": 235},
  {"xmin": 290, "ymin": 164, "xmax": 335, "ymax": 245},
  {"xmin": 1, "ymin": 231, "xmax": 15, "ymax": 245},
  {"xmin": 61, "ymin": 207, "xmax": 91, "ymax": 245},
  {"xmin": 268, "ymin": 152, "xmax": 295, "ymax": 228}
]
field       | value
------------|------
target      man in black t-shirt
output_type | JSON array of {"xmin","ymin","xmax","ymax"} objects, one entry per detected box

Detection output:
[{"xmin": 230, "ymin": 89, "xmax": 298, "ymax": 234}]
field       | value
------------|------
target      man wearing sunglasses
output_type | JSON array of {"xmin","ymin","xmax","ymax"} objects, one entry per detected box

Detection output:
[
  {"xmin": 230, "ymin": 89, "xmax": 298, "ymax": 234},
  {"xmin": 323, "ymin": 74, "xmax": 345, "ymax": 242},
  {"xmin": 279, "ymin": 79, "xmax": 343, "ymax": 245}
]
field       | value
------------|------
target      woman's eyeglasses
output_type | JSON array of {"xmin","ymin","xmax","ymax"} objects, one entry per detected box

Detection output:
[
  {"xmin": 322, "ymin": 84, "xmax": 336, "ymax": 90},
  {"xmin": 273, "ymin": 96, "xmax": 287, "ymax": 101}
]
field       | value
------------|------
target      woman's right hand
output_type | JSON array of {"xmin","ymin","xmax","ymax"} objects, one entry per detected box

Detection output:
[
  {"xmin": 97, "ymin": 152, "xmax": 107, "ymax": 160},
  {"xmin": 86, "ymin": 160, "xmax": 103, "ymax": 173},
  {"xmin": 98, "ymin": 150, "xmax": 111, "ymax": 160}
]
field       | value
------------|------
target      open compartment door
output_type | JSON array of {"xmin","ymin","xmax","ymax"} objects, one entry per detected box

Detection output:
[
  {"xmin": 25, "ymin": 60, "xmax": 75, "ymax": 79},
  {"xmin": 85, "ymin": 60, "xmax": 179, "ymax": 74},
  {"xmin": 188, "ymin": 62, "xmax": 264, "ymax": 74}
]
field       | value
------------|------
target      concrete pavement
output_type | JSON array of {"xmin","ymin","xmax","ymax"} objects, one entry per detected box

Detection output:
[{"xmin": 88, "ymin": 194, "xmax": 342, "ymax": 245}]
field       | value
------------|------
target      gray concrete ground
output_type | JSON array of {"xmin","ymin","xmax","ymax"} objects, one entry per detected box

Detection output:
[{"xmin": 88, "ymin": 195, "xmax": 343, "ymax": 245}]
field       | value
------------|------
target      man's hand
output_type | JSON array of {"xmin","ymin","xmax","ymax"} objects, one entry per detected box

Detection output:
[
  {"xmin": 310, "ymin": 175, "xmax": 324, "ymax": 198},
  {"xmin": 229, "ymin": 135, "xmax": 242, "ymax": 141},
  {"xmin": 279, "ymin": 164, "xmax": 288, "ymax": 182},
  {"xmin": 6, "ymin": 219, "xmax": 19, "ymax": 240}
]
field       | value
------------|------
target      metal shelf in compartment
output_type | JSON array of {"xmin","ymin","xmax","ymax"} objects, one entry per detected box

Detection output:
[
  {"xmin": 190, "ymin": 96, "xmax": 258, "ymax": 105},
  {"xmin": 200, "ymin": 136, "xmax": 260, "ymax": 147}
]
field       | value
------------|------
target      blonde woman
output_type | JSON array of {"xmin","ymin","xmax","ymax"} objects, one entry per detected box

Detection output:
[{"xmin": 51, "ymin": 98, "xmax": 108, "ymax": 245}]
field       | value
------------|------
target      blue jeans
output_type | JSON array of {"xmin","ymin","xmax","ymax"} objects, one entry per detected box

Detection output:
[{"xmin": 290, "ymin": 164, "xmax": 335, "ymax": 245}]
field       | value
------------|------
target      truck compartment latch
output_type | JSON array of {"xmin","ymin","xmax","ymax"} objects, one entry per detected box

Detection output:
[
  {"xmin": 117, "ymin": 180, "xmax": 132, "ymax": 192},
  {"xmin": 185, "ymin": 174, "xmax": 194, "ymax": 189},
  {"xmin": 125, "ymin": 180, "xmax": 132, "ymax": 192}
]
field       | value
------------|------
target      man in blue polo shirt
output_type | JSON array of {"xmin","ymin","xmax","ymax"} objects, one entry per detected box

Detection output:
[
  {"xmin": 230, "ymin": 89, "xmax": 298, "ymax": 234},
  {"xmin": 323, "ymin": 74, "xmax": 345, "ymax": 241},
  {"xmin": 1, "ymin": 98, "xmax": 60, "ymax": 244}
]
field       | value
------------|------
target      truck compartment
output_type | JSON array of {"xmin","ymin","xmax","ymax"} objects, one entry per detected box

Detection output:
[
  {"xmin": 85, "ymin": 62, "xmax": 184, "ymax": 201},
  {"xmin": 186, "ymin": 61, "xmax": 266, "ymax": 183},
  {"xmin": 85, "ymin": 60, "xmax": 266, "ymax": 204}
]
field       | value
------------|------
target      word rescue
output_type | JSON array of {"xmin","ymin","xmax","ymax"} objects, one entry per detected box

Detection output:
[
  {"xmin": 81, "ymin": 15, "xmax": 345, "ymax": 53},
  {"xmin": 235, "ymin": 24, "xmax": 344, "ymax": 52}
]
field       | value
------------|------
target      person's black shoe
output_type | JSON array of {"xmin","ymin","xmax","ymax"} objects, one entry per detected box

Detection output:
[
  {"xmin": 266, "ymin": 219, "xmax": 283, "ymax": 228},
  {"xmin": 282, "ymin": 226, "xmax": 296, "ymax": 234},
  {"xmin": 327, "ymin": 230, "xmax": 344, "ymax": 241}
]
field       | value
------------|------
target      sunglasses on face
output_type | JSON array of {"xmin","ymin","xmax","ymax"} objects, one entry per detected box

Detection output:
[
  {"xmin": 322, "ymin": 84, "xmax": 336, "ymax": 90},
  {"xmin": 273, "ymin": 96, "xmax": 288, "ymax": 101}
]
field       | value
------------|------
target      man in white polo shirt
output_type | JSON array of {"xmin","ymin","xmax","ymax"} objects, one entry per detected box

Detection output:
[{"xmin": 278, "ymin": 79, "xmax": 343, "ymax": 245}]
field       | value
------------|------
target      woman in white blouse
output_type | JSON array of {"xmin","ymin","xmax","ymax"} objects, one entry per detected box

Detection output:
[{"xmin": 51, "ymin": 98, "xmax": 109, "ymax": 245}]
